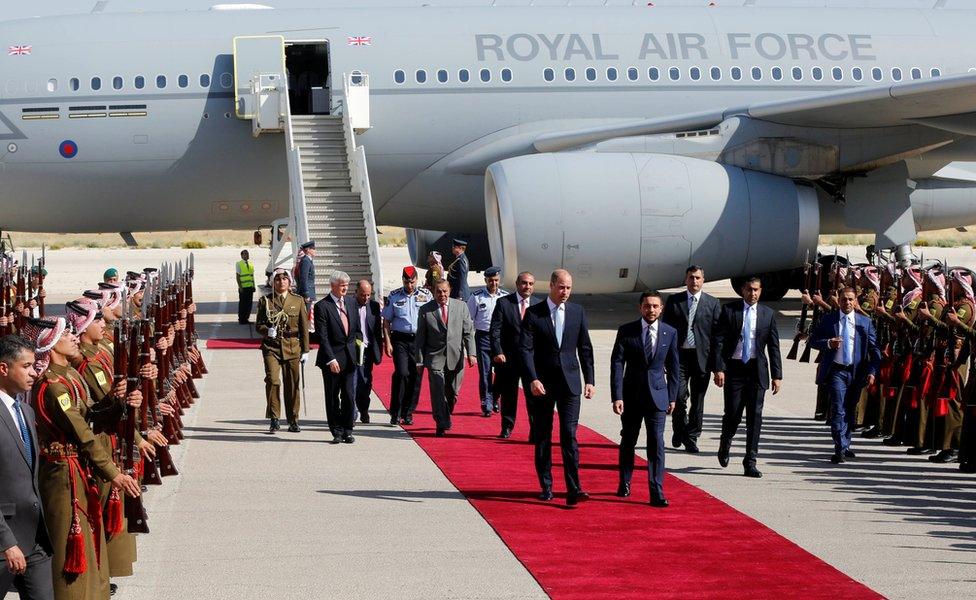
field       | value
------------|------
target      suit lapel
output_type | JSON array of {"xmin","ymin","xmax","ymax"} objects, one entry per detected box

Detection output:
[{"xmin": 0, "ymin": 402, "xmax": 30, "ymax": 467}]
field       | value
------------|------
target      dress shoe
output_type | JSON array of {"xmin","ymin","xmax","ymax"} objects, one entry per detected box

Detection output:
[
  {"xmin": 843, "ymin": 449, "xmax": 856, "ymax": 459},
  {"xmin": 110, "ymin": 583, "xmax": 118, "ymax": 596},
  {"xmin": 743, "ymin": 466, "xmax": 763, "ymax": 478},
  {"xmin": 330, "ymin": 436, "xmax": 341, "ymax": 444},
  {"xmin": 882, "ymin": 436, "xmax": 902, "ymax": 446},
  {"xmin": 360, "ymin": 413, "xmax": 370, "ymax": 424},
  {"xmin": 390, "ymin": 416, "xmax": 399, "ymax": 426},
  {"xmin": 566, "ymin": 490, "xmax": 590, "ymax": 506},
  {"xmin": 342, "ymin": 434, "xmax": 355, "ymax": 444},
  {"xmin": 403, "ymin": 417, "xmax": 414, "ymax": 425},
  {"xmin": 649, "ymin": 497, "xmax": 669, "ymax": 508},
  {"xmin": 269, "ymin": 418, "xmax": 280, "ymax": 433},
  {"xmin": 435, "ymin": 428, "xmax": 446, "ymax": 437},
  {"xmin": 616, "ymin": 482, "xmax": 631, "ymax": 497},
  {"xmin": 830, "ymin": 453, "xmax": 845, "ymax": 464},
  {"xmin": 929, "ymin": 449, "xmax": 957, "ymax": 463},
  {"xmin": 862, "ymin": 426, "xmax": 882, "ymax": 439},
  {"xmin": 538, "ymin": 489, "xmax": 554, "ymax": 501},
  {"xmin": 288, "ymin": 422, "xmax": 301, "ymax": 433},
  {"xmin": 717, "ymin": 440, "xmax": 731, "ymax": 468},
  {"xmin": 499, "ymin": 428, "xmax": 512, "ymax": 439},
  {"xmin": 960, "ymin": 462, "xmax": 976, "ymax": 473},
  {"xmin": 671, "ymin": 432, "xmax": 683, "ymax": 448},
  {"xmin": 493, "ymin": 401, "xmax": 500, "ymax": 413},
  {"xmin": 906, "ymin": 447, "xmax": 934, "ymax": 455},
  {"xmin": 813, "ymin": 412, "xmax": 827, "ymax": 421},
  {"xmin": 852, "ymin": 424, "xmax": 869, "ymax": 433},
  {"xmin": 684, "ymin": 440, "xmax": 700, "ymax": 454},
  {"xmin": 482, "ymin": 411, "xmax": 492, "ymax": 418}
]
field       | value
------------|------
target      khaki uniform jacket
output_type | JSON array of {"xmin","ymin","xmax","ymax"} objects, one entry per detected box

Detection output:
[{"xmin": 256, "ymin": 291, "xmax": 310, "ymax": 360}]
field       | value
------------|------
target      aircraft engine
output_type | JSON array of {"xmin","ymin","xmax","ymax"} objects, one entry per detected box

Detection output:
[{"xmin": 485, "ymin": 153, "xmax": 820, "ymax": 293}]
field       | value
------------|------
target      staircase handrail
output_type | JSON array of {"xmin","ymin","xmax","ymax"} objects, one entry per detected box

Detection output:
[{"xmin": 283, "ymin": 89, "xmax": 310, "ymax": 248}]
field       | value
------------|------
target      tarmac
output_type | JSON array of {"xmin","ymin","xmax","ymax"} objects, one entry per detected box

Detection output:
[{"xmin": 23, "ymin": 244, "xmax": 976, "ymax": 599}]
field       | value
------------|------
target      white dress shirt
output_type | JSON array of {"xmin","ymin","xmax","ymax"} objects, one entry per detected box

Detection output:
[
  {"xmin": 834, "ymin": 310, "xmax": 856, "ymax": 366},
  {"xmin": 1, "ymin": 390, "xmax": 22, "ymax": 432},
  {"xmin": 732, "ymin": 301, "xmax": 758, "ymax": 361},
  {"xmin": 358, "ymin": 302, "xmax": 369, "ymax": 347}
]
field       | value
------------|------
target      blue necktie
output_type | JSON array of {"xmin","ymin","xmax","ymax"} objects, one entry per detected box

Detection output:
[
  {"xmin": 553, "ymin": 306, "xmax": 564, "ymax": 348},
  {"xmin": 841, "ymin": 315, "xmax": 852, "ymax": 365},
  {"xmin": 13, "ymin": 399, "xmax": 33, "ymax": 468},
  {"xmin": 741, "ymin": 305, "xmax": 753, "ymax": 362}
]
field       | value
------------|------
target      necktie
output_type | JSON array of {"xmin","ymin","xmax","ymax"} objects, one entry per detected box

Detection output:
[
  {"xmin": 553, "ymin": 305, "xmax": 564, "ymax": 347},
  {"xmin": 841, "ymin": 315, "xmax": 852, "ymax": 365},
  {"xmin": 520, "ymin": 298, "xmax": 527, "ymax": 320},
  {"xmin": 13, "ymin": 399, "xmax": 33, "ymax": 468},
  {"xmin": 741, "ymin": 305, "xmax": 753, "ymax": 362},
  {"xmin": 645, "ymin": 324, "xmax": 655, "ymax": 360},
  {"xmin": 441, "ymin": 303, "xmax": 448, "ymax": 325},
  {"xmin": 337, "ymin": 299, "xmax": 349, "ymax": 335},
  {"xmin": 686, "ymin": 295, "xmax": 698, "ymax": 347}
]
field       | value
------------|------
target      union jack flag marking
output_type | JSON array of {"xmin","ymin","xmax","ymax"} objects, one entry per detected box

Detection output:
[
  {"xmin": 347, "ymin": 36, "xmax": 372, "ymax": 46},
  {"xmin": 7, "ymin": 45, "xmax": 31, "ymax": 56}
]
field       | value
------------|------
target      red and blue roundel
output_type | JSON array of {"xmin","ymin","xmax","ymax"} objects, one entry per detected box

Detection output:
[{"xmin": 59, "ymin": 140, "xmax": 78, "ymax": 159}]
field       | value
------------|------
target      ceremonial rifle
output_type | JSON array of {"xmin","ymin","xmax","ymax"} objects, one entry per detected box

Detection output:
[
  {"xmin": 137, "ymin": 279, "xmax": 164, "ymax": 486},
  {"xmin": 0, "ymin": 257, "xmax": 9, "ymax": 336},
  {"xmin": 787, "ymin": 250, "xmax": 811, "ymax": 360},
  {"xmin": 799, "ymin": 259, "xmax": 823, "ymax": 363},
  {"xmin": 37, "ymin": 245, "xmax": 45, "ymax": 317},
  {"xmin": 123, "ymin": 298, "xmax": 150, "ymax": 534},
  {"xmin": 14, "ymin": 251, "xmax": 26, "ymax": 330},
  {"xmin": 185, "ymin": 252, "xmax": 208, "ymax": 377}
]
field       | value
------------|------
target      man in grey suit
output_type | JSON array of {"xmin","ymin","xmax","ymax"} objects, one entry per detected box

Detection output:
[
  {"xmin": 0, "ymin": 336, "xmax": 54, "ymax": 600},
  {"xmin": 415, "ymin": 279, "xmax": 476, "ymax": 436}
]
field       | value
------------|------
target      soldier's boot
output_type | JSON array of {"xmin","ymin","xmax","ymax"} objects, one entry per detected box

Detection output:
[
  {"xmin": 928, "ymin": 449, "xmax": 957, "ymax": 463},
  {"xmin": 270, "ymin": 417, "xmax": 280, "ymax": 433}
]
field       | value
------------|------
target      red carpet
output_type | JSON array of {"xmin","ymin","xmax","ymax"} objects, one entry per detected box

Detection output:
[{"xmin": 370, "ymin": 362, "xmax": 880, "ymax": 599}]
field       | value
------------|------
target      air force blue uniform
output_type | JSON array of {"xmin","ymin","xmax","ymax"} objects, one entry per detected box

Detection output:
[
  {"xmin": 468, "ymin": 286, "xmax": 508, "ymax": 414},
  {"xmin": 382, "ymin": 286, "xmax": 433, "ymax": 422}
]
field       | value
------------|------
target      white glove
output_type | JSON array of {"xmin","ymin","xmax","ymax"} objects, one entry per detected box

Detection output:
[
  {"xmin": 267, "ymin": 326, "xmax": 278, "ymax": 339},
  {"xmin": 300, "ymin": 353, "xmax": 308, "ymax": 364}
]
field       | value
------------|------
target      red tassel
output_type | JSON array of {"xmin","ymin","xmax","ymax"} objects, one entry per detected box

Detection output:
[
  {"xmin": 63, "ymin": 509, "xmax": 87, "ymax": 575},
  {"xmin": 935, "ymin": 398, "xmax": 949, "ymax": 417},
  {"xmin": 105, "ymin": 488, "xmax": 123, "ymax": 539}
]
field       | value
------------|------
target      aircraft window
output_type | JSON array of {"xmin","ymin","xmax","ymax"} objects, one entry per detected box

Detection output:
[
  {"xmin": 564, "ymin": 68, "xmax": 575, "ymax": 82},
  {"xmin": 393, "ymin": 70, "xmax": 405, "ymax": 84},
  {"xmin": 178, "ymin": 74, "xmax": 189, "ymax": 88},
  {"xmin": 832, "ymin": 67, "xmax": 843, "ymax": 81},
  {"xmin": 852, "ymin": 67, "xmax": 863, "ymax": 81},
  {"xmin": 437, "ymin": 69, "xmax": 448, "ymax": 83},
  {"xmin": 891, "ymin": 68, "xmax": 902, "ymax": 82},
  {"xmin": 134, "ymin": 76, "xmax": 145, "ymax": 89},
  {"xmin": 812, "ymin": 66, "xmax": 823, "ymax": 81},
  {"xmin": 480, "ymin": 68, "xmax": 491, "ymax": 82},
  {"xmin": 501, "ymin": 68, "xmax": 512, "ymax": 82},
  {"xmin": 792, "ymin": 67, "xmax": 802, "ymax": 81},
  {"xmin": 871, "ymin": 67, "xmax": 883, "ymax": 81},
  {"xmin": 710, "ymin": 66, "xmax": 721, "ymax": 81},
  {"xmin": 689, "ymin": 67, "xmax": 701, "ymax": 81},
  {"xmin": 585, "ymin": 67, "xmax": 596, "ymax": 82},
  {"xmin": 458, "ymin": 69, "xmax": 470, "ymax": 83},
  {"xmin": 91, "ymin": 77, "xmax": 101, "ymax": 91},
  {"xmin": 911, "ymin": 67, "xmax": 922, "ymax": 80},
  {"xmin": 544, "ymin": 68, "xmax": 554, "ymax": 82},
  {"xmin": 112, "ymin": 76, "xmax": 123, "ymax": 90},
  {"xmin": 771, "ymin": 67, "xmax": 783, "ymax": 81},
  {"xmin": 669, "ymin": 67, "xmax": 680, "ymax": 81},
  {"xmin": 730, "ymin": 66, "xmax": 742, "ymax": 81},
  {"xmin": 70, "ymin": 78, "xmax": 80, "ymax": 91},
  {"xmin": 606, "ymin": 67, "xmax": 617, "ymax": 81},
  {"xmin": 931, "ymin": 67, "xmax": 941, "ymax": 77},
  {"xmin": 415, "ymin": 70, "xmax": 427, "ymax": 83},
  {"xmin": 220, "ymin": 73, "xmax": 232, "ymax": 88},
  {"xmin": 200, "ymin": 74, "xmax": 211, "ymax": 88},
  {"xmin": 627, "ymin": 67, "xmax": 638, "ymax": 81},
  {"xmin": 156, "ymin": 75, "xmax": 167, "ymax": 89},
  {"xmin": 751, "ymin": 67, "xmax": 762, "ymax": 81},
  {"xmin": 649, "ymin": 67, "xmax": 660, "ymax": 81},
  {"xmin": 47, "ymin": 79, "xmax": 57, "ymax": 92}
]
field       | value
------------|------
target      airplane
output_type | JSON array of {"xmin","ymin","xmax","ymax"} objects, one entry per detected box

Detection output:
[{"xmin": 2, "ymin": 3, "xmax": 976, "ymax": 297}]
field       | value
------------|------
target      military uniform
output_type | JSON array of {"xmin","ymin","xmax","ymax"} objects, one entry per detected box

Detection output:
[
  {"xmin": 382, "ymin": 285, "xmax": 432, "ymax": 423},
  {"xmin": 926, "ymin": 296, "xmax": 975, "ymax": 461},
  {"xmin": 467, "ymin": 285, "xmax": 507, "ymax": 415},
  {"xmin": 853, "ymin": 286, "xmax": 880, "ymax": 429},
  {"xmin": 447, "ymin": 251, "xmax": 470, "ymax": 301},
  {"xmin": 256, "ymin": 291, "xmax": 310, "ymax": 426},
  {"xmin": 34, "ymin": 362, "xmax": 115, "ymax": 600},
  {"xmin": 957, "ymin": 315, "xmax": 976, "ymax": 472}
]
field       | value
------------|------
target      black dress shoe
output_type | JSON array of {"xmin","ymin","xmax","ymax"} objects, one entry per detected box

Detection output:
[
  {"xmin": 493, "ymin": 401, "xmax": 500, "ymax": 413},
  {"xmin": 539, "ymin": 489, "xmax": 554, "ymax": 501},
  {"xmin": 616, "ymin": 482, "xmax": 631, "ymax": 497},
  {"xmin": 435, "ymin": 428, "xmax": 446, "ymax": 437},
  {"xmin": 813, "ymin": 412, "xmax": 827, "ymax": 421},
  {"xmin": 907, "ymin": 447, "xmax": 934, "ymax": 455},
  {"xmin": 650, "ymin": 497, "xmax": 669, "ymax": 508},
  {"xmin": 843, "ymin": 449, "xmax": 856, "ymax": 459},
  {"xmin": 862, "ymin": 426, "xmax": 882, "ymax": 439},
  {"xmin": 360, "ymin": 413, "xmax": 370, "ymax": 424},
  {"xmin": 929, "ymin": 449, "xmax": 957, "ymax": 463},
  {"xmin": 403, "ymin": 417, "xmax": 414, "ymax": 426},
  {"xmin": 684, "ymin": 440, "xmax": 700, "ymax": 454},
  {"xmin": 390, "ymin": 416, "xmax": 399, "ymax": 426},
  {"xmin": 499, "ymin": 429, "xmax": 512, "ymax": 439},
  {"xmin": 718, "ymin": 440, "xmax": 731, "ymax": 468},
  {"xmin": 671, "ymin": 432, "xmax": 683, "ymax": 448},
  {"xmin": 482, "ymin": 411, "xmax": 492, "ymax": 418},
  {"xmin": 288, "ymin": 422, "xmax": 301, "ymax": 433},
  {"xmin": 882, "ymin": 436, "xmax": 902, "ymax": 446},
  {"xmin": 566, "ymin": 491, "xmax": 590, "ymax": 506},
  {"xmin": 110, "ymin": 583, "xmax": 118, "ymax": 596},
  {"xmin": 269, "ymin": 418, "xmax": 280, "ymax": 433},
  {"xmin": 830, "ymin": 453, "xmax": 845, "ymax": 464},
  {"xmin": 330, "ymin": 436, "xmax": 342, "ymax": 444},
  {"xmin": 342, "ymin": 434, "xmax": 355, "ymax": 444},
  {"xmin": 743, "ymin": 466, "xmax": 763, "ymax": 478}
]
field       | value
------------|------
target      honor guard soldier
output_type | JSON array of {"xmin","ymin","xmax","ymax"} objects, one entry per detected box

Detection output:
[
  {"xmin": 295, "ymin": 241, "xmax": 317, "ymax": 310},
  {"xmin": 467, "ymin": 267, "xmax": 507, "ymax": 417},
  {"xmin": 382, "ymin": 266, "xmax": 432, "ymax": 426},
  {"xmin": 446, "ymin": 239, "xmax": 470, "ymax": 301},
  {"xmin": 256, "ymin": 268, "xmax": 310, "ymax": 433}
]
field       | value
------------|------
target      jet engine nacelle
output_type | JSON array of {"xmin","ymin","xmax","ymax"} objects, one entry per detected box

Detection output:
[{"xmin": 485, "ymin": 153, "xmax": 820, "ymax": 293}]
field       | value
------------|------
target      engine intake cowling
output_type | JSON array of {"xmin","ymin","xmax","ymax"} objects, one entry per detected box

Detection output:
[{"xmin": 485, "ymin": 153, "xmax": 819, "ymax": 293}]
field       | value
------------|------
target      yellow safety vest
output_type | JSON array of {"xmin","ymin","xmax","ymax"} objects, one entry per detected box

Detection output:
[{"xmin": 237, "ymin": 260, "xmax": 255, "ymax": 289}]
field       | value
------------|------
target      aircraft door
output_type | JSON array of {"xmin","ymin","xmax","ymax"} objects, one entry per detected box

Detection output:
[{"xmin": 232, "ymin": 35, "xmax": 286, "ymax": 124}]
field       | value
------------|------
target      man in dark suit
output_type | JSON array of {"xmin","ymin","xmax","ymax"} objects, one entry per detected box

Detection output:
[
  {"xmin": 611, "ymin": 292, "xmax": 680, "ymax": 507},
  {"xmin": 712, "ymin": 277, "xmax": 783, "ymax": 478},
  {"xmin": 314, "ymin": 271, "xmax": 362, "ymax": 444},
  {"xmin": 489, "ymin": 271, "xmax": 539, "ymax": 439},
  {"xmin": 662, "ymin": 265, "xmax": 720, "ymax": 453},
  {"xmin": 0, "ymin": 335, "xmax": 54, "ymax": 600},
  {"xmin": 353, "ymin": 280, "xmax": 383, "ymax": 424},
  {"xmin": 809, "ymin": 287, "xmax": 881, "ymax": 464},
  {"xmin": 520, "ymin": 269, "xmax": 595, "ymax": 506}
]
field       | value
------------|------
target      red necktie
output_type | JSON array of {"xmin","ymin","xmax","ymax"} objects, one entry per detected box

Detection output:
[
  {"xmin": 520, "ymin": 298, "xmax": 527, "ymax": 319},
  {"xmin": 441, "ymin": 303, "xmax": 448, "ymax": 325}
]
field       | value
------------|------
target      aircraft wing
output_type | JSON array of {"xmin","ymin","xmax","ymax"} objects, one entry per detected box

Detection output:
[{"xmin": 533, "ymin": 72, "xmax": 976, "ymax": 153}]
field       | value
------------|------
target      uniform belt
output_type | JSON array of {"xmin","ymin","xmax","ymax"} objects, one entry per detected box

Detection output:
[
  {"xmin": 391, "ymin": 331, "xmax": 416, "ymax": 340},
  {"xmin": 281, "ymin": 331, "xmax": 300, "ymax": 339}
]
